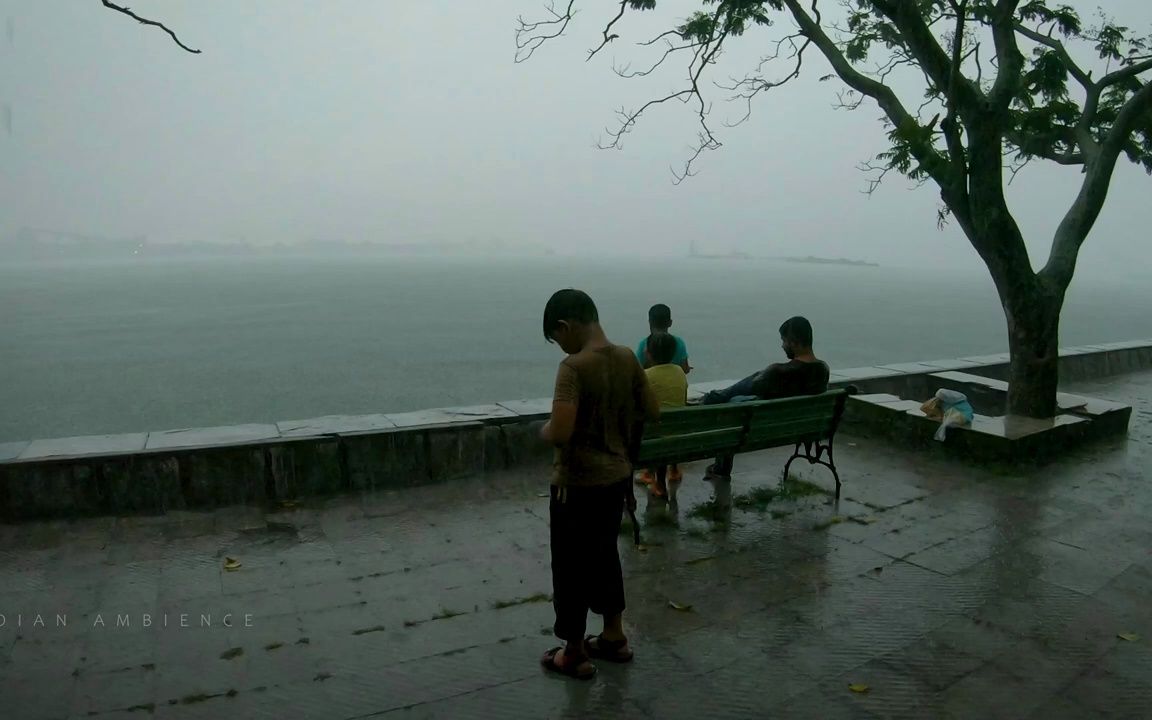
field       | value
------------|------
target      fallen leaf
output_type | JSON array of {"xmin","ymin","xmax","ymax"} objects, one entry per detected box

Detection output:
[
  {"xmin": 536, "ymin": 492, "xmax": 549, "ymax": 498},
  {"xmin": 1118, "ymin": 633, "xmax": 1139, "ymax": 642},
  {"xmin": 848, "ymin": 683, "xmax": 870, "ymax": 694},
  {"xmin": 637, "ymin": 544, "xmax": 649, "ymax": 552},
  {"xmin": 667, "ymin": 601, "xmax": 693, "ymax": 612},
  {"xmin": 223, "ymin": 557, "xmax": 242, "ymax": 571},
  {"xmin": 279, "ymin": 500, "xmax": 297, "ymax": 508}
]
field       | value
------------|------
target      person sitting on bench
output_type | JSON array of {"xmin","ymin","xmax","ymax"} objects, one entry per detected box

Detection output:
[{"xmin": 700, "ymin": 316, "xmax": 830, "ymax": 480}]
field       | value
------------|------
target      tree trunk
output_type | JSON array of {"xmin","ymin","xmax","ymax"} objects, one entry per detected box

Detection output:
[{"xmin": 1003, "ymin": 285, "xmax": 1063, "ymax": 418}]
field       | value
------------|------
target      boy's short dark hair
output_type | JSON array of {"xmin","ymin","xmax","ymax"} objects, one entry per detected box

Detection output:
[
  {"xmin": 779, "ymin": 316, "xmax": 814, "ymax": 347},
  {"xmin": 648, "ymin": 303, "xmax": 672, "ymax": 330},
  {"xmin": 647, "ymin": 331, "xmax": 677, "ymax": 365},
  {"xmin": 543, "ymin": 289, "xmax": 599, "ymax": 341}
]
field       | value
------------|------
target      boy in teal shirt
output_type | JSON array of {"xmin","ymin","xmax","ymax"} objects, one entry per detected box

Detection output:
[{"xmin": 635, "ymin": 304, "xmax": 690, "ymax": 374}]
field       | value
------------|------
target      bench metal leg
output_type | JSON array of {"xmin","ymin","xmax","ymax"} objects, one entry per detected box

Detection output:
[{"xmin": 781, "ymin": 440, "xmax": 842, "ymax": 499}]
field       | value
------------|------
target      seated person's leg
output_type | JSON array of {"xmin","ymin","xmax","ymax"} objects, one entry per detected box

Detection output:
[
  {"xmin": 701, "ymin": 371, "xmax": 761, "ymax": 405},
  {"xmin": 706, "ymin": 452, "xmax": 734, "ymax": 479}
]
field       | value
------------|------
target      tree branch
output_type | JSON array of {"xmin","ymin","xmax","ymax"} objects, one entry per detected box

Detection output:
[
  {"xmin": 587, "ymin": 0, "xmax": 628, "ymax": 61},
  {"xmin": 1043, "ymin": 81, "xmax": 1152, "ymax": 286},
  {"xmin": 1097, "ymin": 58, "xmax": 1152, "ymax": 91},
  {"xmin": 941, "ymin": 0, "xmax": 970, "ymax": 187},
  {"xmin": 614, "ymin": 37, "xmax": 704, "ymax": 79},
  {"xmin": 781, "ymin": 0, "xmax": 952, "ymax": 188},
  {"xmin": 598, "ymin": 4, "xmax": 730, "ymax": 182},
  {"xmin": 515, "ymin": 0, "xmax": 576, "ymax": 63},
  {"xmin": 717, "ymin": 32, "xmax": 810, "ymax": 127},
  {"xmin": 101, "ymin": 0, "xmax": 199, "ymax": 54},
  {"xmin": 1012, "ymin": 22, "xmax": 1092, "ymax": 91},
  {"xmin": 869, "ymin": 0, "xmax": 984, "ymax": 118},
  {"xmin": 989, "ymin": 0, "xmax": 1025, "ymax": 111}
]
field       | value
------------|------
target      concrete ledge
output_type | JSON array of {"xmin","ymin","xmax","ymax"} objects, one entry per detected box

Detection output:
[
  {"xmin": 904, "ymin": 410, "xmax": 1090, "ymax": 463},
  {"xmin": 1, "ymin": 339, "xmax": 1149, "ymax": 521}
]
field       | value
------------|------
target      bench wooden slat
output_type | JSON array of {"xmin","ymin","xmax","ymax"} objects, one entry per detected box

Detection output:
[
  {"xmin": 636, "ymin": 388, "xmax": 852, "ymax": 497},
  {"xmin": 636, "ymin": 427, "xmax": 747, "ymax": 464},
  {"xmin": 642, "ymin": 405, "xmax": 749, "ymax": 438}
]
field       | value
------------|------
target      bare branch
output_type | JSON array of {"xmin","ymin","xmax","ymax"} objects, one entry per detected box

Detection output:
[
  {"xmin": 834, "ymin": 89, "xmax": 866, "ymax": 111},
  {"xmin": 858, "ymin": 157, "xmax": 896, "ymax": 195},
  {"xmin": 1007, "ymin": 154, "xmax": 1032, "ymax": 185},
  {"xmin": 672, "ymin": 131, "xmax": 721, "ymax": 185},
  {"xmin": 639, "ymin": 30, "xmax": 681, "ymax": 47},
  {"xmin": 515, "ymin": 0, "xmax": 576, "ymax": 63},
  {"xmin": 587, "ymin": 0, "xmax": 627, "ymax": 61},
  {"xmin": 781, "ymin": 0, "xmax": 952, "ymax": 187},
  {"xmin": 717, "ymin": 32, "xmax": 811, "ymax": 127},
  {"xmin": 614, "ymin": 38, "xmax": 704, "ymax": 79},
  {"xmin": 101, "ymin": 0, "xmax": 199, "ymax": 54}
]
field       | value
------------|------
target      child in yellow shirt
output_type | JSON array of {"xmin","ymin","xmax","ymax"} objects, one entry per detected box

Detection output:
[{"xmin": 642, "ymin": 332, "xmax": 688, "ymax": 497}]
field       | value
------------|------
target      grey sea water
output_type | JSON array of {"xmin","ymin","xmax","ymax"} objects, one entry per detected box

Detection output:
[{"xmin": 2, "ymin": 255, "xmax": 1150, "ymax": 442}]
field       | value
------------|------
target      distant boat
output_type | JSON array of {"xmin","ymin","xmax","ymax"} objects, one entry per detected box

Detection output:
[{"xmin": 784, "ymin": 256, "xmax": 879, "ymax": 267}]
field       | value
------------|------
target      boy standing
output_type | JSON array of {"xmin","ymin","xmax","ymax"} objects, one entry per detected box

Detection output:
[
  {"xmin": 643, "ymin": 331, "xmax": 688, "ymax": 497},
  {"xmin": 540, "ymin": 289, "xmax": 660, "ymax": 680},
  {"xmin": 635, "ymin": 304, "xmax": 691, "ymax": 375}
]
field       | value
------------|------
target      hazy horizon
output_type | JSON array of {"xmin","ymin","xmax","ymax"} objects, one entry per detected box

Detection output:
[{"xmin": 2, "ymin": 1, "xmax": 1151, "ymax": 278}]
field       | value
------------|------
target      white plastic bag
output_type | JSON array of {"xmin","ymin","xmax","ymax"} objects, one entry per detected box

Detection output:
[{"xmin": 931, "ymin": 389, "xmax": 973, "ymax": 441}]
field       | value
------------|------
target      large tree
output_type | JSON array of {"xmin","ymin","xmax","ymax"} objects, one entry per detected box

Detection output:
[{"xmin": 516, "ymin": 0, "xmax": 1152, "ymax": 418}]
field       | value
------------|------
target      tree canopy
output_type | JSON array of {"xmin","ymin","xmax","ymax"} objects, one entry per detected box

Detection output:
[
  {"xmin": 515, "ymin": 1, "xmax": 1151, "ymax": 417},
  {"xmin": 515, "ymin": 1, "xmax": 1151, "ymax": 285}
]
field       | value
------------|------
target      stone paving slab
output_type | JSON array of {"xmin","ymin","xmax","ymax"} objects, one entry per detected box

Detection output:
[{"xmin": 0, "ymin": 371, "xmax": 1150, "ymax": 719}]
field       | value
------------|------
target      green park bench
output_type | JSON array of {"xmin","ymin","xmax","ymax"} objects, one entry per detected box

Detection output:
[{"xmin": 636, "ymin": 388, "xmax": 855, "ymax": 498}]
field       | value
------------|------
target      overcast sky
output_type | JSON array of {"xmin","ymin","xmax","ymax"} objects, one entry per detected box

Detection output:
[{"xmin": 0, "ymin": 0, "xmax": 1149, "ymax": 273}]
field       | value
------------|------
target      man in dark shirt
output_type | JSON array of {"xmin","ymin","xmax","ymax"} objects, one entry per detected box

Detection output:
[{"xmin": 700, "ymin": 316, "xmax": 830, "ymax": 480}]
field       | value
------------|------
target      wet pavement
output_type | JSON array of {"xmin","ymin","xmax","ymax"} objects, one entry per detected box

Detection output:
[{"xmin": 2, "ymin": 371, "xmax": 1151, "ymax": 719}]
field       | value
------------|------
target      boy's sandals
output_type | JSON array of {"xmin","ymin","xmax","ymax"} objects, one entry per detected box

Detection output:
[
  {"xmin": 584, "ymin": 634, "xmax": 634, "ymax": 663},
  {"xmin": 541, "ymin": 647, "xmax": 597, "ymax": 680}
]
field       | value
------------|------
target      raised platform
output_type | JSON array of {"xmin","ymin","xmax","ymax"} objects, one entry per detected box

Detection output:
[
  {"xmin": 844, "ymin": 369, "xmax": 1134, "ymax": 462},
  {"xmin": 1, "ymin": 340, "xmax": 1149, "ymax": 520}
]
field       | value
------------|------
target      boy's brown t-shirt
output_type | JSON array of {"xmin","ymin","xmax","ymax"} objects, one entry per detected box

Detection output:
[{"xmin": 551, "ymin": 344, "xmax": 649, "ymax": 487}]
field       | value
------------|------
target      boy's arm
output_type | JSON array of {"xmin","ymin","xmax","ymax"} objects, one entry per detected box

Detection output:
[{"xmin": 541, "ymin": 361, "xmax": 579, "ymax": 446}]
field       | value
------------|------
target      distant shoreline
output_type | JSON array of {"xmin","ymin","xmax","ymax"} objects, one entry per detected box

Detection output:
[{"xmin": 783, "ymin": 256, "xmax": 880, "ymax": 267}]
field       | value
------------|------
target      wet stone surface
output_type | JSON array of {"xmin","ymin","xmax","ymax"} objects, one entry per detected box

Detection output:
[{"xmin": 1, "ymin": 371, "xmax": 1151, "ymax": 719}]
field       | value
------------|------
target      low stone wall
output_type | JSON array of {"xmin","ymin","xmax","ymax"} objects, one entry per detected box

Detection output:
[{"xmin": 1, "ymin": 340, "xmax": 1149, "ymax": 521}]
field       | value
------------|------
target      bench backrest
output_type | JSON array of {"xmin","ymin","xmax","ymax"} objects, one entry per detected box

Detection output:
[
  {"xmin": 636, "ymin": 389, "xmax": 850, "ymax": 465},
  {"xmin": 635, "ymin": 404, "xmax": 749, "ymax": 465},
  {"xmin": 741, "ymin": 391, "xmax": 845, "ymax": 451}
]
